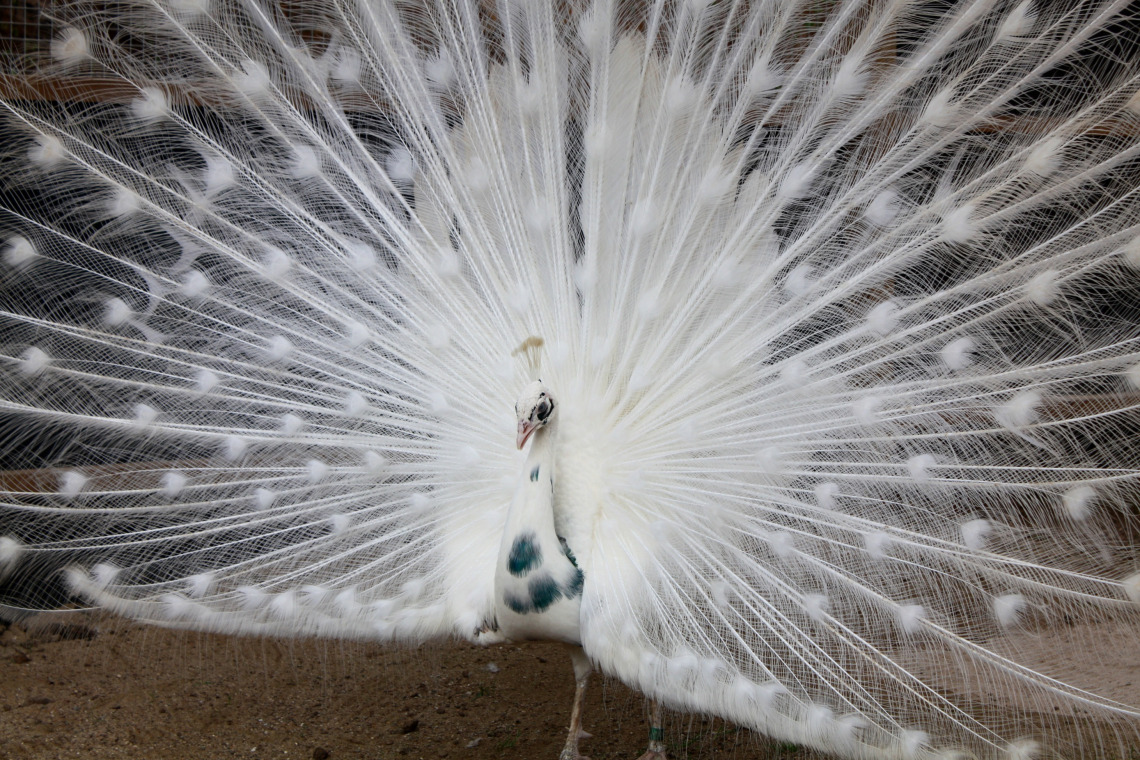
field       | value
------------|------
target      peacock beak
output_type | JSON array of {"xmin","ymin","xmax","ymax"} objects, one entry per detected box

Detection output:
[{"xmin": 517, "ymin": 419, "xmax": 536, "ymax": 450}]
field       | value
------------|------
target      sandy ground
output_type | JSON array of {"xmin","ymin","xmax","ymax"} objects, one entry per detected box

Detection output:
[{"xmin": 0, "ymin": 614, "xmax": 810, "ymax": 760}]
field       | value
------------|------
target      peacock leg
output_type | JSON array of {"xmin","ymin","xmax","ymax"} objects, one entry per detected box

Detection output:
[
  {"xmin": 559, "ymin": 645, "xmax": 593, "ymax": 760},
  {"xmin": 635, "ymin": 699, "xmax": 667, "ymax": 760}
]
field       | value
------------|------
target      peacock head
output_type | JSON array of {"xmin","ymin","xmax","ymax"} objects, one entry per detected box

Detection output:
[{"xmin": 515, "ymin": 381, "xmax": 556, "ymax": 449}]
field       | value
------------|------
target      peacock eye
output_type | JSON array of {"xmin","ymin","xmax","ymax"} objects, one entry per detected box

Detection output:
[{"xmin": 535, "ymin": 400, "xmax": 551, "ymax": 421}]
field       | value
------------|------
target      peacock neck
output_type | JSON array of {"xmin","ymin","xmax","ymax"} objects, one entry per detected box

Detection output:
[{"xmin": 494, "ymin": 417, "xmax": 583, "ymax": 643}]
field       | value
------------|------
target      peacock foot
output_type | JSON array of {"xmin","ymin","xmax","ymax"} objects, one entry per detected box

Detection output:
[
  {"xmin": 634, "ymin": 752, "xmax": 667, "ymax": 760},
  {"xmin": 557, "ymin": 750, "xmax": 589, "ymax": 760}
]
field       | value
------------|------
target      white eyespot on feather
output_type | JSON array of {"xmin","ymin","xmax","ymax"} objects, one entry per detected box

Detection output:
[
  {"xmin": 329, "ymin": 513, "xmax": 351, "ymax": 535},
  {"xmin": 133, "ymin": 403, "xmax": 158, "ymax": 428},
  {"xmin": 814, "ymin": 482, "xmax": 839, "ymax": 509},
  {"xmin": 756, "ymin": 681, "xmax": 788, "ymax": 710},
  {"xmin": 280, "ymin": 413, "xmax": 303, "ymax": 435},
  {"xmin": 424, "ymin": 53, "xmax": 455, "ymax": 89},
  {"xmin": 853, "ymin": 395, "xmax": 881, "ymax": 426},
  {"xmin": 410, "ymin": 493, "xmax": 432, "ymax": 515},
  {"xmin": 105, "ymin": 297, "xmax": 131, "ymax": 326},
  {"xmin": 270, "ymin": 590, "xmax": 299, "ymax": 618},
  {"xmin": 993, "ymin": 594, "xmax": 1026, "ymax": 629},
  {"xmin": 997, "ymin": 389, "xmax": 1041, "ymax": 429},
  {"xmin": 301, "ymin": 585, "xmax": 331, "ymax": 606},
  {"xmin": 783, "ymin": 264, "xmax": 813, "ymax": 296},
  {"xmin": 329, "ymin": 46, "xmax": 362, "ymax": 85},
  {"xmin": 291, "ymin": 145, "xmax": 321, "ymax": 178},
  {"xmin": 1026, "ymin": 270, "xmax": 1059, "ymax": 306},
  {"xmin": 180, "ymin": 270, "xmax": 209, "ymax": 298},
  {"xmin": 630, "ymin": 200, "xmax": 659, "ymax": 238},
  {"xmin": 923, "ymin": 88, "xmax": 958, "ymax": 127},
  {"xmin": 941, "ymin": 203, "xmax": 977, "ymax": 243},
  {"xmin": 1006, "ymin": 739, "xmax": 1041, "ymax": 760},
  {"xmin": 238, "ymin": 586, "xmax": 267, "ymax": 610},
  {"xmin": 898, "ymin": 729, "xmax": 929, "ymax": 760},
  {"xmin": 941, "ymin": 336, "xmax": 975, "ymax": 370},
  {"xmin": 831, "ymin": 56, "xmax": 866, "ymax": 97},
  {"xmin": 307, "ymin": 459, "xmax": 329, "ymax": 483},
  {"xmin": 0, "ymin": 537, "xmax": 23, "ymax": 574},
  {"xmin": 131, "ymin": 87, "xmax": 168, "ymax": 122},
  {"xmin": 768, "ymin": 531, "xmax": 794, "ymax": 559},
  {"xmin": 1123, "ymin": 573, "xmax": 1140, "ymax": 604},
  {"xmin": 237, "ymin": 59, "xmax": 271, "ymax": 97},
  {"xmin": 667, "ymin": 650, "xmax": 699, "ymax": 685},
  {"xmin": 52, "ymin": 27, "xmax": 90, "ymax": 65},
  {"xmin": 344, "ymin": 320, "xmax": 370, "ymax": 348},
  {"xmin": 92, "ymin": 563, "xmax": 121, "ymax": 589},
  {"xmin": 187, "ymin": 572, "xmax": 215, "ymax": 598},
  {"xmin": 254, "ymin": 488, "xmax": 276, "ymax": 510},
  {"xmin": 698, "ymin": 167, "xmax": 734, "ymax": 203},
  {"xmin": 457, "ymin": 445, "xmax": 480, "ymax": 468},
  {"xmin": 386, "ymin": 146, "xmax": 415, "ymax": 185},
  {"xmin": 428, "ymin": 389, "xmax": 449, "ymax": 414},
  {"xmin": 1061, "ymin": 485, "xmax": 1096, "ymax": 521},
  {"xmin": 163, "ymin": 594, "xmax": 196, "ymax": 620},
  {"xmin": 4, "ymin": 236, "xmax": 36, "ymax": 267},
  {"xmin": 343, "ymin": 390, "xmax": 368, "ymax": 417},
  {"xmin": 262, "ymin": 247, "xmax": 292, "ymax": 282},
  {"xmin": 195, "ymin": 369, "xmax": 219, "ymax": 393},
  {"xmin": 752, "ymin": 447, "xmax": 784, "ymax": 479},
  {"xmin": 907, "ymin": 453, "xmax": 936, "ymax": 483},
  {"xmin": 29, "ymin": 134, "xmax": 66, "ymax": 167},
  {"xmin": 462, "ymin": 157, "xmax": 489, "ymax": 191},
  {"xmin": 161, "ymin": 471, "xmax": 187, "ymax": 498},
  {"xmin": 780, "ymin": 358, "xmax": 806, "ymax": 385},
  {"xmin": 19, "ymin": 347, "xmax": 49, "ymax": 376},
  {"xmin": 1123, "ymin": 235, "xmax": 1140, "ymax": 269},
  {"xmin": 665, "ymin": 76, "xmax": 697, "ymax": 115},
  {"xmin": 267, "ymin": 335, "xmax": 292, "ymax": 361},
  {"xmin": 361, "ymin": 450, "xmax": 387, "ymax": 476},
  {"xmin": 997, "ymin": 2, "xmax": 1035, "ymax": 39},
  {"xmin": 865, "ymin": 531, "xmax": 890, "ymax": 561},
  {"xmin": 345, "ymin": 240, "xmax": 376, "ymax": 272},
  {"xmin": 866, "ymin": 189, "xmax": 899, "ymax": 226},
  {"xmin": 223, "ymin": 435, "xmax": 247, "ymax": 461},
  {"xmin": 1023, "ymin": 136, "xmax": 1062, "ymax": 177},
  {"xmin": 747, "ymin": 51, "xmax": 782, "ymax": 94},
  {"xmin": 807, "ymin": 704, "xmax": 835, "ymax": 742},
  {"xmin": 710, "ymin": 580, "xmax": 731, "ymax": 609},
  {"xmin": 334, "ymin": 587, "xmax": 360, "ymax": 616},
  {"xmin": 109, "ymin": 188, "xmax": 141, "ymax": 217},
  {"xmin": 961, "ymin": 519, "xmax": 991, "ymax": 551},
  {"xmin": 804, "ymin": 593, "xmax": 829, "ymax": 622},
  {"xmin": 59, "ymin": 470, "xmax": 88, "ymax": 498},
  {"xmin": 573, "ymin": 261, "xmax": 597, "ymax": 294},
  {"xmin": 897, "ymin": 604, "xmax": 925, "ymax": 635},
  {"xmin": 577, "ymin": 8, "xmax": 606, "ymax": 50},
  {"xmin": 778, "ymin": 163, "xmax": 814, "ymax": 199}
]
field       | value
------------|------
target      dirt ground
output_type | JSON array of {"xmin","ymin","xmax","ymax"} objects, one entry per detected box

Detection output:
[
  {"xmin": 0, "ymin": 614, "xmax": 810, "ymax": 760},
  {"xmin": 3, "ymin": 613, "xmax": 1140, "ymax": 760}
]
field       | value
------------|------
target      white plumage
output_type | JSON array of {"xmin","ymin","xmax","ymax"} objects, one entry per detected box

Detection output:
[{"xmin": 1, "ymin": 1, "xmax": 1140, "ymax": 758}]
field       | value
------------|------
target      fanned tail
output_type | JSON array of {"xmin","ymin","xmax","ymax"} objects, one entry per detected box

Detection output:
[{"xmin": 1, "ymin": 1, "xmax": 1139, "ymax": 758}]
